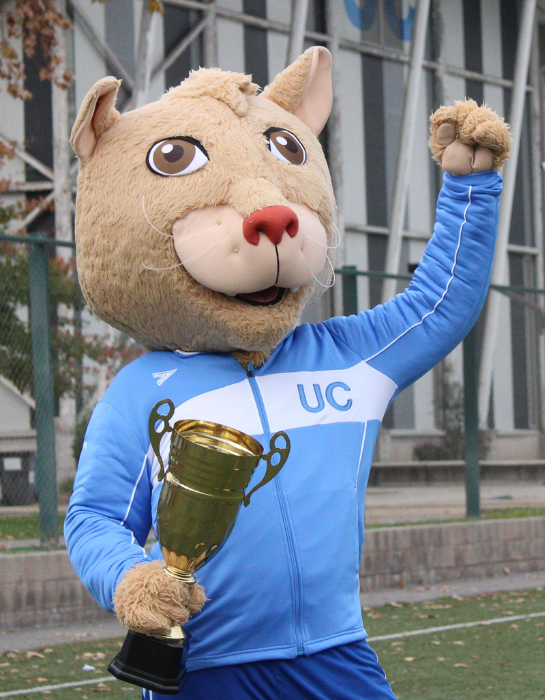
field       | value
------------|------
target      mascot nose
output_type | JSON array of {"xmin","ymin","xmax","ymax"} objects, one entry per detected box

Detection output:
[{"xmin": 243, "ymin": 206, "xmax": 299, "ymax": 246}]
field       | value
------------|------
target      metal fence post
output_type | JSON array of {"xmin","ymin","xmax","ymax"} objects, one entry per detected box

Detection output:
[
  {"xmin": 29, "ymin": 236, "xmax": 59, "ymax": 545},
  {"xmin": 341, "ymin": 265, "xmax": 358, "ymax": 316},
  {"xmin": 463, "ymin": 325, "xmax": 480, "ymax": 518}
]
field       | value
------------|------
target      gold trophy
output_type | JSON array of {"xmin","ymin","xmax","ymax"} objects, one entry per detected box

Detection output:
[{"xmin": 109, "ymin": 399, "xmax": 291, "ymax": 694}]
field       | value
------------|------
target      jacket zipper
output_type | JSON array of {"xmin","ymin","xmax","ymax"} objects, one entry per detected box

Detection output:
[{"xmin": 245, "ymin": 362, "xmax": 304, "ymax": 655}]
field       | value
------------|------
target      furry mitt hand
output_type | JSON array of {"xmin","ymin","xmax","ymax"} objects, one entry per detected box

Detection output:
[
  {"xmin": 113, "ymin": 560, "xmax": 207, "ymax": 637},
  {"xmin": 429, "ymin": 99, "xmax": 512, "ymax": 175}
]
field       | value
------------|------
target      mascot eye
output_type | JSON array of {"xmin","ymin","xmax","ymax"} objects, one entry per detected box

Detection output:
[
  {"xmin": 147, "ymin": 137, "xmax": 209, "ymax": 176},
  {"xmin": 265, "ymin": 128, "xmax": 306, "ymax": 165}
]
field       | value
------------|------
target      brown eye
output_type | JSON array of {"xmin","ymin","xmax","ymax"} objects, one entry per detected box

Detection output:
[
  {"xmin": 147, "ymin": 137, "xmax": 208, "ymax": 176},
  {"xmin": 265, "ymin": 128, "xmax": 306, "ymax": 165}
]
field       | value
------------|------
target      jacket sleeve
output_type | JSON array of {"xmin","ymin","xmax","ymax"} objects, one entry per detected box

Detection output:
[
  {"xmin": 324, "ymin": 170, "xmax": 502, "ymax": 394},
  {"xmin": 64, "ymin": 401, "xmax": 153, "ymax": 612}
]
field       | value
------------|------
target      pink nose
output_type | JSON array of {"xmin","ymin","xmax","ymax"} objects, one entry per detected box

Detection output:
[{"xmin": 243, "ymin": 206, "xmax": 299, "ymax": 246}]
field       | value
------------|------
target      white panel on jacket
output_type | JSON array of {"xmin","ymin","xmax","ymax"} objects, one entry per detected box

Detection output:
[
  {"xmin": 256, "ymin": 362, "xmax": 398, "ymax": 433},
  {"xmin": 149, "ymin": 379, "xmax": 263, "ymax": 484}
]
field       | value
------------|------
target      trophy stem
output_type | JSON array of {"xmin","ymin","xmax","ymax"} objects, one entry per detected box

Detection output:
[{"xmin": 164, "ymin": 566, "xmax": 196, "ymax": 584}]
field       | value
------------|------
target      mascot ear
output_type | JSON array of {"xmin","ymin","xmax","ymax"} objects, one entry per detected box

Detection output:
[
  {"xmin": 261, "ymin": 46, "xmax": 332, "ymax": 136},
  {"xmin": 70, "ymin": 77, "xmax": 121, "ymax": 164}
]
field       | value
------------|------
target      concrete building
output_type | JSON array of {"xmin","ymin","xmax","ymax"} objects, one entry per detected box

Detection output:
[
  {"xmin": 0, "ymin": 376, "xmax": 36, "ymax": 504},
  {"xmin": 0, "ymin": 0, "xmax": 543, "ymax": 475}
]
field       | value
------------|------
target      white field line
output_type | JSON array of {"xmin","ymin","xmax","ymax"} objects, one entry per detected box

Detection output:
[
  {"xmin": 0, "ymin": 675, "xmax": 114, "ymax": 697},
  {"xmin": 367, "ymin": 610, "xmax": 545, "ymax": 642},
  {"xmin": 3, "ymin": 611, "xmax": 545, "ymax": 697}
]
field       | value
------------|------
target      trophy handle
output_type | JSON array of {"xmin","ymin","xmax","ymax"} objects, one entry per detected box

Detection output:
[
  {"xmin": 243, "ymin": 431, "xmax": 290, "ymax": 507},
  {"xmin": 149, "ymin": 399, "xmax": 175, "ymax": 482}
]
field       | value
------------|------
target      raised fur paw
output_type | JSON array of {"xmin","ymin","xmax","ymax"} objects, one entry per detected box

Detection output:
[
  {"xmin": 429, "ymin": 100, "xmax": 512, "ymax": 175},
  {"xmin": 113, "ymin": 560, "xmax": 207, "ymax": 637}
]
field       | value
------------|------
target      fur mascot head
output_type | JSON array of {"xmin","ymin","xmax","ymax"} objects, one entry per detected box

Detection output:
[{"xmin": 71, "ymin": 47, "xmax": 335, "ymax": 365}]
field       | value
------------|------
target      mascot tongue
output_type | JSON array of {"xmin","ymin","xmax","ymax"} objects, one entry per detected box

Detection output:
[{"xmin": 236, "ymin": 286, "xmax": 282, "ymax": 305}]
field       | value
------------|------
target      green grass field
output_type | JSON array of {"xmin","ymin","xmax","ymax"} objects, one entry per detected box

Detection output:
[
  {"xmin": 0, "ymin": 638, "xmax": 136, "ymax": 699},
  {"xmin": 365, "ymin": 507, "xmax": 545, "ymax": 529},
  {"xmin": 0, "ymin": 514, "xmax": 43, "ymax": 541},
  {"xmin": 367, "ymin": 587, "xmax": 545, "ymax": 700},
  {"xmin": 0, "ymin": 587, "xmax": 544, "ymax": 699},
  {"xmin": 0, "ymin": 515, "xmax": 66, "ymax": 542},
  {"xmin": 1, "ymin": 508, "xmax": 545, "ymax": 543}
]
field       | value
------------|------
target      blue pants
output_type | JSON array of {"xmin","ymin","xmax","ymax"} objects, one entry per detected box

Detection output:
[{"xmin": 142, "ymin": 640, "xmax": 397, "ymax": 700}]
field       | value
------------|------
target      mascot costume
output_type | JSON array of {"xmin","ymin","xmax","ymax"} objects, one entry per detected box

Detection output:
[{"xmin": 65, "ymin": 47, "xmax": 511, "ymax": 700}]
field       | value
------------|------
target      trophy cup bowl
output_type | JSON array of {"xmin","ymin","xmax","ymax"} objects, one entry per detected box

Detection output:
[{"xmin": 108, "ymin": 400, "xmax": 290, "ymax": 694}]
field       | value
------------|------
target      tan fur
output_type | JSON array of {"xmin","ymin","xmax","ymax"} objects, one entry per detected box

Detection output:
[
  {"xmin": 71, "ymin": 77, "xmax": 121, "ymax": 164},
  {"xmin": 114, "ymin": 560, "xmax": 206, "ymax": 636},
  {"xmin": 231, "ymin": 347, "xmax": 276, "ymax": 369},
  {"xmin": 262, "ymin": 46, "xmax": 332, "ymax": 135},
  {"xmin": 171, "ymin": 68, "xmax": 259, "ymax": 116},
  {"xmin": 261, "ymin": 50, "xmax": 316, "ymax": 114},
  {"xmin": 73, "ymin": 59, "xmax": 335, "ymax": 359},
  {"xmin": 429, "ymin": 100, "xmax": 512, "ymax": 171}
]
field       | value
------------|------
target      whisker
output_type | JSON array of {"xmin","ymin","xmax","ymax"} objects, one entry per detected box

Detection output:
[
  {"xmin": 142, "ymin": 233, "xmax": 229, "ymax": 271},
  {"xmin": 142, "ymin": 260, "xmax": 184, "ymax": 271},
  {"xmin": 332, "ymin": 223, "xmax": 342, "ymax": 248},
  {"xmin": 304, "ymin": 254, "xmax": 336, "ymax": 289},
  {"xmin": 142, "ymin": 196, "xmax": 173, "ymax": 238},
  {"xmin": 175, "ymin": 221, "xmax": 225, "ymax": 242},
  {"xmin": 178, "ymin": 235, "xmax": 227, "ymax": 265},
  {"xmin": 142, "ymin": 196, "xmax": 225, "ymax": 242},
  {"xmin": 301, "ymin": 223, "xmax": 342, "ymax": 250}
]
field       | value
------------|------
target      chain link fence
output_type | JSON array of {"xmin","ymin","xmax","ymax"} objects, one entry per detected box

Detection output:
[
  {"xmin": 0, "ymin": 239, "xmax": 37, "ymax": 507},
  {"xmin": 0, "ymin": 233, "xmax": 145, "ymax": 543},
  {"xmin": 0, "ymin": 238, "xmax": 543, "ymax": 536}
]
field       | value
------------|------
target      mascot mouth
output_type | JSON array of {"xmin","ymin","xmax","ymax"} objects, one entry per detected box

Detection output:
[{"xmin": 234, "ymin": 286, "xmax": 287, "ymax": 306}]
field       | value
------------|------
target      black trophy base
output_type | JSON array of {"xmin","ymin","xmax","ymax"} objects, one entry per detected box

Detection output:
[{"xmin": 108, "ymin": 629, "xmax": 189, "ymax": 695}]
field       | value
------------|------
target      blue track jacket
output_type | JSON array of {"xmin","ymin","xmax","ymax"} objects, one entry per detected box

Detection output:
[{"xmin": 65, "ymin": 171, "xmax": 502, "ymax": 672}]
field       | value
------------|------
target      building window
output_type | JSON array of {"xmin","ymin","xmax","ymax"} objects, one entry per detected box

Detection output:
[
  {"xmin": 243, "ymin": 0, "xmax": 268, "ymax": 88},
  {"xmin": 163, "ymin": 4, "xmax": 203, "ymax": 89}
]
